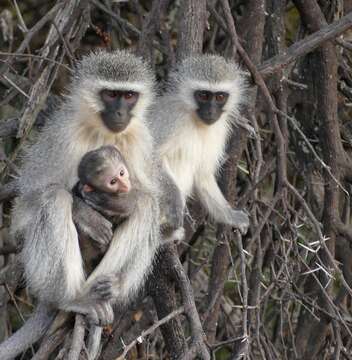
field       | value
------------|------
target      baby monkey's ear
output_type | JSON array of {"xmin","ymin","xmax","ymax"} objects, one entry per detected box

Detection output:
[{"xmin": 83, "ymin": 184, "xmax": 94, "ymax": 193}]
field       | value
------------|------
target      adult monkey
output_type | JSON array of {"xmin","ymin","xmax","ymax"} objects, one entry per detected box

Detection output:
[
  {"xmin": 0, "ymin": 50, "xmax": 163, "ymax": 359},
  {"xmin": 150, "ymin": 54, "xmax": 250, "ymax": 233}
]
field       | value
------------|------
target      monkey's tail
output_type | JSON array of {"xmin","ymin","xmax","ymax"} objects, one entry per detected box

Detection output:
[{"xmin": 0, "ymin": 304, "xmax": 56, "ymax": 360}]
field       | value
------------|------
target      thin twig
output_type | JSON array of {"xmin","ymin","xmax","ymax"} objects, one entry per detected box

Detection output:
[{"xmin": 0, "ymin": 52, "xmax": 73, "ymax": 72}]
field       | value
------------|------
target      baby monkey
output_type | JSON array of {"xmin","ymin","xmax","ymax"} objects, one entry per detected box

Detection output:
[
  {"xmin": 74, "ymin": 145, "xmax": 136, "ymax": 225},
  {"xmin": 73, "ymin": 145, "xmax": 138, "ymax": 273}
]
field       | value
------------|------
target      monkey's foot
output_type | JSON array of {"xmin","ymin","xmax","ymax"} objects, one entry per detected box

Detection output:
[{"xmin": 230, "ymin": 210, "xmax": 250, "ymax": 235}]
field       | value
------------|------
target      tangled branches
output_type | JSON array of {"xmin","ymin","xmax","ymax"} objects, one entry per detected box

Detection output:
[{"xmin": 0, "ymin": 0, "xmax": 352, "ymax": 359}]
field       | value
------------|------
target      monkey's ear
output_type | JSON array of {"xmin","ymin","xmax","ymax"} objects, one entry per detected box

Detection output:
[{"xmin": 83, "ymin": 184, "xmax": 94, "ymax": 193}]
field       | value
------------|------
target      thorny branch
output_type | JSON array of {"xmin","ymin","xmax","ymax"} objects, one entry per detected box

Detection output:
[{"xmin": 0, "ymin": 0, "xmax": 352, "ymax": 359}]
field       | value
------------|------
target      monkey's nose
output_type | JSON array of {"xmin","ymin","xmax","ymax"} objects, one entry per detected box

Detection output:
[
  {"xmin": 115, "ymin": 108, "xmax": 128, "ymax": 120},
  {"xmin": 205, "ymin": 111, "xmax": 217, "ymax": 120}
]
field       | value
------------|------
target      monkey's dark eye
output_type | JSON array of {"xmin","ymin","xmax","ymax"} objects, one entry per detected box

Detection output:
[
  {"xmin": 123, "ymin": 91, "xmax": 138, "ymax": 103},
  {"xmin": 196, "ymin": 91, "xmax": 211, "ymax": 102},
  {"xmin": 101, "ymin": 89, "xmax": 118, "ymax": 102},
  {"xmin": 110, "ymin": 178, "xmax": 118, "ymax": 185},
  {"xmin": 119, "ymin": 168, "xmax": 125, "ymax": 177},
  {"xmin": 215, "ymin": 92, "xmax": 228, "ymax": 104}
]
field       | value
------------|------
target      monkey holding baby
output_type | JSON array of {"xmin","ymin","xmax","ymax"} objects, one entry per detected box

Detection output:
[{"xmin": 0, "ymin": 51, "xmax": 166, "ymax": 360}]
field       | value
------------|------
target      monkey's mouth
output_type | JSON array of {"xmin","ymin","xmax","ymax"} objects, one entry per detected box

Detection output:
[
  {"xmin": 100, "ymin": 112, "xmax": 132, "ymax": 133},
  {"xmin": 196, "ymin": 109, "xmax": 222, "ymax": 125},
  {"xmin": 104, "ymin": 121, "xmax": 130, "ymax": 133}
]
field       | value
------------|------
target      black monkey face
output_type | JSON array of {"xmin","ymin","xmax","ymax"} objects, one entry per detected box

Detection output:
[
  {"xmin": 99, "ymin": 89, "xmax": 139, "ymax": 133},
  {"xmin": 194, "ymin": 90, "xmax": 229, "ymax": 125}
]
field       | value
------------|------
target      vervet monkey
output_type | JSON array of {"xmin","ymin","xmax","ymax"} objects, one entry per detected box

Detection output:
[
  {"xmin": 150, "ymin": 54, "xmax": 249, "ymax": 234},
  {"xmin": 0, "ymin": 50, "xmax": 162, "ymax": 360}
]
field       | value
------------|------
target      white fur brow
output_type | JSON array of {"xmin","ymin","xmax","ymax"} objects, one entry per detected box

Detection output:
[
  {"xmin": 93, "ymin": 80, "xmax": 148, "ymax": 93},
  {"xmin": 185, "ymin": 80, "xmax": 239, "ymax": 92}
]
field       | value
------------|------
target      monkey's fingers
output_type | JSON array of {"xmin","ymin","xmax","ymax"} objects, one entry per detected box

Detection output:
[
  {"xmin": 90, "ymin": 276, "xmax": 114, "ymax": 302},
  {"xmin": 92, "ymin": 286, "xmax": 113, "ymax": 300},
  {"xmin": 87, "ymin": 303, "xmax": 114, "ymax": 327}
]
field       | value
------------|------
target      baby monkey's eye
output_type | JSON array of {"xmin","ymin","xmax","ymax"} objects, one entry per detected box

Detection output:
[
  {"xmin": 120, "ymin": 169, "xmax": 125, "ymax": 177},
  {"xmin": 110, "ymin": 178, "xmax": 118, "ymax": 185}
]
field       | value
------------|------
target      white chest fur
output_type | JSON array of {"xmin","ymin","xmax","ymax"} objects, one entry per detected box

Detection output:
[
  {"xmin": 160, "ymin": 115, "xmax": 230, "ymax": 198},
  {"xmin": 66, "ymin": 114, "xmax": 152, "ymax": 189}
]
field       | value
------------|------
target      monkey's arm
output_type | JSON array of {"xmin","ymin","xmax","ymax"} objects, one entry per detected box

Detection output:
[
  {"xmin": 194, "ymin": 172, "xmax": 249, "ymax": 234},
  {"xmin": 72, "ymin": 195, "xmax": 113, "ymax": 248},
  {"xmin": 84, "ymin": 186, "xmax": 160, "ymax": 306},
  {"xmin": 81, "ymin": 188, "xmax": 140, "ymax": 219}
]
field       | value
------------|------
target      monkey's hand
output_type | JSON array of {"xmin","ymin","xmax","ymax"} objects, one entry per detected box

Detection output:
[
  {"xmin": 72, "ymin": 195, "xmax": 113, "ymax": 249},
  {"xmin": 229, "ymin": 209, "xmax": 250, "ymax": 235},
  {"xmin": 89, "ymin": 275, "xmax": 114, "ymax": 302},
  {"xmin": 86, "ymin": 275, "xmax": 114, "ymax": 326},
  {"xmin": 87, "ymin": 302, "xmax": 114, "ymax": 326}
]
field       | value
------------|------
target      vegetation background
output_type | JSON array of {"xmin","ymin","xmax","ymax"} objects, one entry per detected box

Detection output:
[{"xmin": 0, "ymin": 0, "xmax": 352, "ymax": 359}]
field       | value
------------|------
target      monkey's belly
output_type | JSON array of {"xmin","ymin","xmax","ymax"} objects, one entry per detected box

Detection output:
[{"xmin": 166, "ymin": 157, "xmax": 197, "ymax": 197}]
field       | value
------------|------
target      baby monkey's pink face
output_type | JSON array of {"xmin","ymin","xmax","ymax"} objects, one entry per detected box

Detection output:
[
  {"xmin": 104, "ymin": 163, "xmax": 131, "ymax": 193},
  {"xmin": 83, "ymin": 163, "xmax": 131, "ymax": 194}
]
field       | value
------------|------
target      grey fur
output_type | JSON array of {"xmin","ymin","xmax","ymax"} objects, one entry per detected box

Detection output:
[
  {"xmin": 150, "ymin": 54, "xmax": 249, "ymax": 234},
  {"xmin": 72, "ymin": 50, "xmax": 155, "ymax": 89},
  {"xmin": 0, "ymin": 50, "xmax": 160, "ymax": 359},
  {"xmin": 149, "ymin": 54, "xmax": 246, "ymax": 145}
]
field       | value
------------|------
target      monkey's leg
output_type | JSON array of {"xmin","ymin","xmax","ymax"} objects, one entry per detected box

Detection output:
[
  {"xmin": 16, "ymin": 188, "xmax": 115, "ymax": 321},
  {"xmin": 19, "ymin": 187, "xmax": 86, "ymax": 306},
  {"xmin": 194, "ymin": 174, "xmax": 249, "ymax": 234}
]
